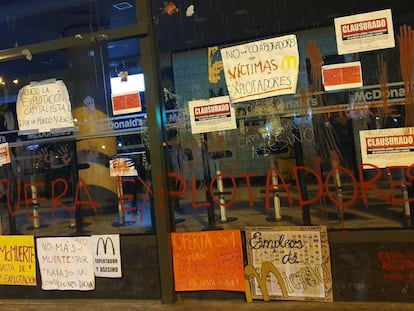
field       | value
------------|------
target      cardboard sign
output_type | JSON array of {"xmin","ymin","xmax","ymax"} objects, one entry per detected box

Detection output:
[
  {"xmin": 171, "ymin": 230, "xmax": 245, "ymax": 291},
  {"xmin": 0, "ymin": 235, "xmax": 36, "ymax": 286},
  {"xmin": 245, "ymin": 226, "xmax": 332, "ymax": 302},
  {"xmin": 221, "ymin": 34, "xmax": 299, "ymax": 103}
]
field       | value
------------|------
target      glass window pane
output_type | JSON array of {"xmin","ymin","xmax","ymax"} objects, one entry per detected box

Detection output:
[{"xmin": 0, "ymin": 36, "xmax": 154, "ymax": 235}]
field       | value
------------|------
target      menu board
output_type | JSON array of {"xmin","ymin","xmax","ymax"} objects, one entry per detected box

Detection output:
[
  {"xmin": 245, "ymin": 226, "xmax": 332, "ymax": 302},
  {"xmin": 171, "ymin": 230, "xmax": 245, "ymax": 291}
]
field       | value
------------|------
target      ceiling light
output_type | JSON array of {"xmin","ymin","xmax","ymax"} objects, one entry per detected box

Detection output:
[{"xmin": 113, "ymin": 2, "xmax": 133, "ymax": 10}]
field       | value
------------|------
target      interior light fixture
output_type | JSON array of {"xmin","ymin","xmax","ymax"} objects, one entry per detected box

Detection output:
[{"xmin": 113, "ymin": 1, "xmax": 133, "ymax": 10}]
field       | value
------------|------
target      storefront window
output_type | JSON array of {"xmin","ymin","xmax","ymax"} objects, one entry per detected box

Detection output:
[
  {"xmin": 164, "ymin": 9, "xmax": 414, "ymax": 232},
  {"xmin": 0, "ymin": 36, "xmax": 154, "ymax": 235}
]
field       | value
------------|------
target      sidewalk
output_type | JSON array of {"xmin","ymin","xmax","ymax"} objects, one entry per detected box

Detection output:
[{"xmin": 1, "ymin": 299, "xmax": 414, "ymax": 311}]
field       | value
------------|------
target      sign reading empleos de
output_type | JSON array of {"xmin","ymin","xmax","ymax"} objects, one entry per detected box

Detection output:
[
  {"xmin": 220, "ymin": 34, "xmax": 299, "ymax": 103},
  {"xmin": 16, "ymin": 79, "xmax": 74, "ymax": 133}
]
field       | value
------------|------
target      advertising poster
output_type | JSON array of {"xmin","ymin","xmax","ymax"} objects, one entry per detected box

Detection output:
[
  {"xmin": 16, "ymin": 79, "xmax": 74, "ymax": 133},
  {"xmin": 322, "ymin": 61, "xmax": 363, "ymax": 91},
  {"xmin": 0, "ymin": 235, "xmax": 36, "ymax": 286},
  {"xmin": 90, "ymin": 235, "xmax": 122, "ymax": 278},
  {"xmin": 36, "ymin": 236, "xmax": 95, "ymax": 291},
  {"xmin": 171, "ymin": 230, "xmax": 245, "ymax": 292},
  {"xmin": 188, "ymin": 95, "xmax": 237, "ymax": 134},
  {"xmin": 359, "ymin": 127, "xmax": 414, "ymax": 168},
  {"xmin": 245, "ymin": 226, "xmax": 332, "ymax": 302},
  {"xmin": 334, "ymin": 9, "xmax": 395, "ymax": 55},
  {"xmin": 221, "ymin": 34, "xmax": 299, "ymax": 103}
]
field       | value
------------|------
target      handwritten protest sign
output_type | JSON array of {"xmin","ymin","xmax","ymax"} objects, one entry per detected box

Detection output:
[
  {"xmin": 16, "ymin": 79, "xmax": 74, "ymax": 133},
  {"xmin": 0, "ymin": 235, "xmax": 36, "ymax": 286},
  {"xmin": 221, "ymin": 34, "xmax": 299, "ymax": 103},
  {"xmin": 245, "ymin": 226, "xmax": 332, "ymax": 302},
  {"xmin": 171, "ymin": 230, "xmax": 245, "ymax": 291},
  {"xmin": 90, "ymin": 235, "xmax": 122, "ymax": 278},
  {"xmin": 36, "ymin": 237, "xmax": 95, "ymax": 291}
]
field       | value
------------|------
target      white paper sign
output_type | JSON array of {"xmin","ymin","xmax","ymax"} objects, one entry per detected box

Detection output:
[
  {"xmin": 334, "ymin": 9, "xmax": 395, "ymax": 55},
  {"xmin": 90, "ymin": 235, "xmax": 122, "ymax": 278},
  {"xmin": 16, "ymin": 80, "xmax": 74, "ymax": 133},
  {"xmin": 359, "ymin": 127, "xmax": 414, "ymax": 168},
  {"xmin": 189, "ymin": 96, "xmax": 237, "ymax": 134},
  {"xmin": 36, "ymin": 237, "xmax": 95, "ymax": 291},
  {"xmin": 221, "ymin": 35, "xmax": 299, "ymax": 103}
]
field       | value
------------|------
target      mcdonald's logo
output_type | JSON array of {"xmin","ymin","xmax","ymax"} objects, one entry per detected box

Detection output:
[
  {"xmin": 96, "ymin": 237, "xmax": 116, "ymax": 255},
  {"xmin": 244, "ymin": 261, "xmax": 288, "ymax": 302},
  {"xmin": 281, "ymin": 55, "xmax": 298, "ymax": 70}
]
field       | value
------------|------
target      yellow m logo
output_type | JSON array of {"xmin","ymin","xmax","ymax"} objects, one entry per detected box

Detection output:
[
  {"xmin": 281, "ymin": 55, "xmax": 298, "ymax": 70},
  {"xmin": 244, "ymin": 262, "xmax": 288, "ymax": 303}
]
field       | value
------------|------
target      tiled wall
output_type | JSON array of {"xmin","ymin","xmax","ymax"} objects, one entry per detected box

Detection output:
[{"xmin": 172, "ymin": 27, "xmax": 338, "ymax": 181}]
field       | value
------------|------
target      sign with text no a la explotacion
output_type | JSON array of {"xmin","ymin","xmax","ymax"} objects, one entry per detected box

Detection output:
[{"xmin": 16, "ymin": 79, "xmax": 74, "ymax": 134}]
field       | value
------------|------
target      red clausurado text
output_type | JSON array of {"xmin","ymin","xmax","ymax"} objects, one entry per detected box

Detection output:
[{"xmin": 0, "ymin": 163, "xmax": 413, "ymax": 222}]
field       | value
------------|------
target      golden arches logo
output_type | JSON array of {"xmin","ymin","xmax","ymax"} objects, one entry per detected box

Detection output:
[
  {"xmin": 244, "ymin": 262, "xmax": 288, "ymax": 302},
  {"xmin": 96, "ymin": 237, "xmax": 115, "ymax": 255},
  {"xmin": 281, "ymin": 55, "xmax": 298, "ymax": 70}
]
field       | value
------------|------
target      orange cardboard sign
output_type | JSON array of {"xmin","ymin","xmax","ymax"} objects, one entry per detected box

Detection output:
[{"xmin": 171, "ymin": 230, "xmax": 245, "ymax": 291}]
